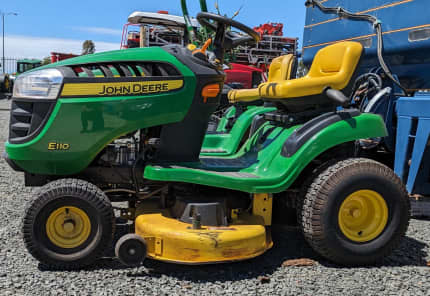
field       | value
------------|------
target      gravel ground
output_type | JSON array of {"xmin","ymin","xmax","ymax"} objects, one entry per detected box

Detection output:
[{"xmin": 0, "ymin": 99, "xmax": 430, "ymax": 296}]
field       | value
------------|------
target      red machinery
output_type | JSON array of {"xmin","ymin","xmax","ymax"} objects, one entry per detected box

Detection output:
[
  {"xmin": 121, "ymin": 31, "xmax": 141, "ymax": 49},
  {"xmin": 50, "ymin": 52, "xmax": 79, "ymax": 63},
  {"xmin": 253, "ymin": 23, "xmax": 284, "ymax": 36},
  {"xmin": 227, "ymin": 23, "xmax": 297, "ymax": 88},
  {"xmin": 225, "ymin": 64, "xmax": 264, "ymax": 89}
]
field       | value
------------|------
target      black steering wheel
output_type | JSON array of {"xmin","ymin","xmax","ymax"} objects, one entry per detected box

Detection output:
[{"xmin": 196, "ymin": 12, "xmax": 261, "ymax": 64}]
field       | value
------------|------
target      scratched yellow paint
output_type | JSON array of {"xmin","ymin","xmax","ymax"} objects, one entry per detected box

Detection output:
[
  {"xmin": 135, "ymin": 209, "xmax": 273, "ymax": 264},
  {"xmin": 252, "ymin": 193, "xmax": 273, "ymax": 226}
]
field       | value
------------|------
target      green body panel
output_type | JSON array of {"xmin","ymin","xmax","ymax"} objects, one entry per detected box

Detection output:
[
  {"xmin": 6, "ymin": 48, "xmax": 197, "ymax": 175},
  {"xmin": 145, "ymin": 113, "xmax": 388, "ymax": 193},
  {"xmin": 201, "ymin": 106, "xmax": 276, "ymax": 156}
]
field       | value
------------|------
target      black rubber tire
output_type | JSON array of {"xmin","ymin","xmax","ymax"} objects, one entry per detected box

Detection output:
[
  {"xmin": 22, "ymin": 179, "xmax": 114, "ymax": 270},
  {"xmin": 299, "ymin": 158, "xmax": 410, "ymax": 266},
  {"xmin": 296, "ymin": 159, "xmax": 344, "ymax": 225},
  {"xmin": 115, "ymin": 234, "xmax": 147, "ymax": 267}
]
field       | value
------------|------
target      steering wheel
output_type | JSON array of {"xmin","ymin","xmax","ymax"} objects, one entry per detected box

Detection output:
[{"xmin": 196, "ymin": 12, "xmax": 261, "ymax": 64}]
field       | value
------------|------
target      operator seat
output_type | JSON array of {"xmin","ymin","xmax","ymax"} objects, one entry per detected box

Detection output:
[
  {"xmin": 231, "ymin": 41, "xmax": 363, "ymax": 112},
  {"xmin": 227, "ymin": 54, "xmax": 296, "ymax": 103}
]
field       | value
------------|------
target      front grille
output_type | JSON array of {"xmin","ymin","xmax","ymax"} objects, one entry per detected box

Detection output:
[
  {"xmin": 9, "ymin": 100, "xmax": 54, "ymax": 144},
  {"xmin": 66, "ymin": 61, "xmax": 181, "ymax": 78}
]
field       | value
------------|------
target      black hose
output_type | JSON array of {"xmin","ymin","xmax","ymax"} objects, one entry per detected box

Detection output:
[
  {"xmin": 349, "ymin": 73, "xmax": 382, "ymax": 100},
  {"xmin": 305, "ymin": 0, "xmax": 409, "ymax": 96}
]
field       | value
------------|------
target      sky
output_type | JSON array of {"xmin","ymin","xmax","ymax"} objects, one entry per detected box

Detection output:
[{"xmin": 1, "ymin": 0, "xmax": 307, "ymax": 59}]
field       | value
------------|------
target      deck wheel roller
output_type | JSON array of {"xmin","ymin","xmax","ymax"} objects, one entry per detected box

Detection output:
[{"xmin": 115, "ymin": 234, "xmax": 148, "ymax": 267}]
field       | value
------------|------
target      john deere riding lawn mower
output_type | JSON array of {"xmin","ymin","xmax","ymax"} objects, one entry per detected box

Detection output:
[{"xmin": 6, "ymin": 12, "xmax": 409, "ymax": 269}]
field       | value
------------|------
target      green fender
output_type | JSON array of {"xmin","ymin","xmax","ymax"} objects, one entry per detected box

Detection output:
[
  {"xmin": 259, "ymin": 112, "xmax": 388, "ymax": 193},
  {"xmin": 145, "ymin": 113, "xmax": 388, "ymax": 193}
]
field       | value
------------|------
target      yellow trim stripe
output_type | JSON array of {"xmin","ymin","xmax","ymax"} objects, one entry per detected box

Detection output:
[
  {"xmin": 305, "ymin": 0, "xmax": 414, "ymax": 29},
  {"xmin": 61, "ymin": 80, "xmax": 184, "ymax": 97},
  {"xmin": 303, "ymin": 23, "xmax": 430, "ymax": 50}
]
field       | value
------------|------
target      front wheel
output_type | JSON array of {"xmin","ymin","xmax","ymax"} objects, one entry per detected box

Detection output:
[
  {"xmin": 299, "ymin": 158, "xmax": 410, "ymax": 266},
  {"xmin": 22, "ymin": 179, "xmax": 114, "ymax": 269}
]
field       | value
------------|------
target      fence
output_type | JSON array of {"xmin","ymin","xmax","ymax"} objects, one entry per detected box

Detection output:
[{"xmin": 1, "ymin": 57, "xmax": 19, "ymax": 74}]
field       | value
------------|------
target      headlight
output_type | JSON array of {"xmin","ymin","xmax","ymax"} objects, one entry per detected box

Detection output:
[{"xmin": 13, "ymin": 69, "xmax": 63, "ymax": 99}]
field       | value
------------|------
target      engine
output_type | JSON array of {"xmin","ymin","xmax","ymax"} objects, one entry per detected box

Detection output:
[{"xmin": 99, "ymin": 138, "xmax": 138, "ymax": 167}]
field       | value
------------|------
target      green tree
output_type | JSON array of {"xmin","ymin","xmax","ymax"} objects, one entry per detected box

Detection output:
[
  {"xmin": 82, "ymin": 40, "xmax": 96, "ymax": 55},
  {"xmin": 41, "ymin": 56, "xmax": 51, "ymax": 66}
]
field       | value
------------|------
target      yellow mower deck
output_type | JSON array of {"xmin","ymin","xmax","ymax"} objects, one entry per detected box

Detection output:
[{"xmin": 135, "ymin": 196, "xmax": 273, "ymax": 264}]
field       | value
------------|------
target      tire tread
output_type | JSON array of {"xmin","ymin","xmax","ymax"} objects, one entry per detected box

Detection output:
[
  {"xmin": 22, "ymin": 178, "xmax": 114, "ymax": 270},
  {"xmin": 299, "ymin": 158, "xmax": 410, "ymax": 266}
]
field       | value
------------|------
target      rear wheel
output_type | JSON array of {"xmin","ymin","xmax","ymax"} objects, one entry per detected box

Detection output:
[
  {"xmin": 299, "ymin": 158, "xmax": 410, "ymax": 266},
  {"xmin": 23, "ymin": 179, "xmax": 114, "ymax": 269}
]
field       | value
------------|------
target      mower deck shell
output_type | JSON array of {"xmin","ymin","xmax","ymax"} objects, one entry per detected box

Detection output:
[{"xmin": 135, "ymin": 200, "xmax": 273, "ymax": 264}]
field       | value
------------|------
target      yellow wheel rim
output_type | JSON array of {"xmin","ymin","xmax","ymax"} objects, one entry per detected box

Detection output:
[
  {"xmin": 338, "ymin": 190, "xmax": 388, "ymax": 243},
  {"xmin": 4, "ymin": 79, "xmax": 9, "ymax": 91},
  {"xmin": 46, "ymin": 206, "xmax": 91, "ymax": 249}
]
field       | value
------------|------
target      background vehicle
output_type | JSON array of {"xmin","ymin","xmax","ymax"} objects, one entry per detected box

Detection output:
[
  {"xmin": 50, "ymin": 52, "xmax": 79, "ymax": 63},
  {"xmin": 304, "ymin": 0, "xmax": 430, "ymax": 216},
  {"xmin": 121, "ymin": 2, "xmax": 298, "ymax": 91},
  {"xmin": 14, "ymin": 59, "xmax": 42, "ymax": 75},
  {"xmin": 120, "ymin": 10, "xmax": 199, "ymax": 49},
  {"xmin": 0, "ymin": 59, "xmax": 41, "ymax": 98}
]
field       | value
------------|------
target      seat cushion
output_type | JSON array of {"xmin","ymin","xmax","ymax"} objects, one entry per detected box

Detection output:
[{"xmin": 260, "ymin": 42, "xmax": 363, "ymax": 100}]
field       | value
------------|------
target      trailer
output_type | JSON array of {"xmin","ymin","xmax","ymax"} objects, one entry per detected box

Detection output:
[
  {"xmin": 50, "ymin": 52, "xmax": 79, "ymax": 63},
  {"xmin": 120, "ymin": 11, "xmax": 199, "ymax": 49}
]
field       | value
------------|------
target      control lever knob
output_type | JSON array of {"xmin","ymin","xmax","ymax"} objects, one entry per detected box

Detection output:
[{"xmin": 324, "ymin": 88, "xmax": 350, "ymax": 107}]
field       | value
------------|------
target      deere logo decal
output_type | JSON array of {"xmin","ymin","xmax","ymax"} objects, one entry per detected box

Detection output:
[
  {"xmin": 99, "ymin": 83, "xmax": 169, "ymax": 95},
  {"xmin": 61, "ymin": 80, "xmax": 184, "ymax": 97}
]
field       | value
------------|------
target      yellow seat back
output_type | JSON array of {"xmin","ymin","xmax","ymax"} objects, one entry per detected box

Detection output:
[
  {"xmin": 228, "ymin": 54, "xmax": 295, "ymax": 103},
  {"xmin": 268, "ymin": 54, "xmax": 295, "ymax": 82},
  {"xmin": 306, "ymin": 41, "xmax": 363, "ymax": 90},
  {"xmin": 260, "ymin": 41, "xmax": 363, "ymax": 99}
]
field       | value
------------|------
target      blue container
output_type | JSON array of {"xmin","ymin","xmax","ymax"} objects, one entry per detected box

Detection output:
[
  {"xmin": 303, "ymin": 0, "xmax": 430, "ymax": 90},
  {"xmin": 395, "ymin": 95, "xmax": 430, "ymax": 195}
]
